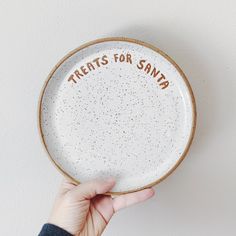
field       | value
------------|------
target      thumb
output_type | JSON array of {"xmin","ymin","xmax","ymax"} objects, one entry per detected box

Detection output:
[{"xmin": 69, "ymin": 178, "xmax": 116, "ymax": 200}]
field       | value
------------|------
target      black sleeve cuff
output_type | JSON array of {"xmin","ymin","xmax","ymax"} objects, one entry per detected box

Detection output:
[{"xmin": 38, "ymin": 223, "xmax": 73, "ymax": 236}]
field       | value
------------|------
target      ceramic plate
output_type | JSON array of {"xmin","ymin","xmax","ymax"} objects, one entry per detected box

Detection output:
[{"xmin": 39, "ymin": 37, "xmax": 196, "ymax": 194}]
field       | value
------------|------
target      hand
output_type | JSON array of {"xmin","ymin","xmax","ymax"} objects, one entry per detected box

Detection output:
[{"xmin": 48, "ymin": 177, "xmax": 155, "ymax": 236}]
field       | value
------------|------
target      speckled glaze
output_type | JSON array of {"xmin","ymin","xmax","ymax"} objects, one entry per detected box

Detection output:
[{"xmin": 39, "ymin": 38, "xmax": 196, "ymax": 194}]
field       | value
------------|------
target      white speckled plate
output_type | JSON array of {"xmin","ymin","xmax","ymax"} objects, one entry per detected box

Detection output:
[{"xmin": 39, "ymin": 37, "xmax": 196, "ymax": 194}]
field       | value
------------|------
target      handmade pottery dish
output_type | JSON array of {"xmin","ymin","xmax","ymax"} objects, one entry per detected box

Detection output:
[{"xmin": 38, "ymin": 37, "xmax": 196, "ymax": 194}]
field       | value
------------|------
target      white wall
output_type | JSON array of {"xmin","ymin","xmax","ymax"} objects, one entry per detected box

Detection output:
[{"xmin": 0, "ymin": 0, "xmax": 236, "ymax": 235}]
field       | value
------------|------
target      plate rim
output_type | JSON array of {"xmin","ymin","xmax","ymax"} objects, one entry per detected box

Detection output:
[{"xmin": 38, "ymin": 37, "xmax": 197, "ymax": 195}]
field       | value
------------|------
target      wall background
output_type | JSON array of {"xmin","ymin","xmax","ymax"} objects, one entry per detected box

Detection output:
[{"xmin": 0, "ymin": 0, "xmax": 236, "ymax": 235}]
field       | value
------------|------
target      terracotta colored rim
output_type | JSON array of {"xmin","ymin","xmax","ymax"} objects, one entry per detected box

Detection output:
[{"xmin": 38, "ymin": 37, "xmax": 197, "ymax": 195}]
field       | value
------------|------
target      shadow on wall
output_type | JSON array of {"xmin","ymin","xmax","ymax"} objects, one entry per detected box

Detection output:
[{"xmin": 108, "ymin": 25, "xmax": 217, "ymax": 154}]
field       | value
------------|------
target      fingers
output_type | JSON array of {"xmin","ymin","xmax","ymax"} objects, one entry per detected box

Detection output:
[
  {"xmin": 69, "ymin": 178, "xmax": 116, "ymax": 200},
  {"xmin": 92, "ymin": 195, "xmax": 114, "ymax": 224},
  {"xmin": 112, "ymin": 188, "xmax": 155, "ymax": 212},
  {"xmin": 56, "ymin": 177, "xmax": 77, "ymax": 196},
  {"xmin": 62, "ymin": 177, "xmax": 77, "ymax": 186}
]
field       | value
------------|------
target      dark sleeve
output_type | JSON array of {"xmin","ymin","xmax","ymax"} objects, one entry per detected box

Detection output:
[{"xmin": 38, "ymin": 223, "xmax": 73, "ymax": 236}]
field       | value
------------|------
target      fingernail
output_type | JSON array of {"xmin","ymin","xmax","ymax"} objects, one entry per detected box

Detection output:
[
  {"xmin": 148, "ymin": 188, "xmax": 155, "ymax": 196},
  {"xmin": 106, "ymin": 177, "xmax": 116, "ymax": 184}
]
